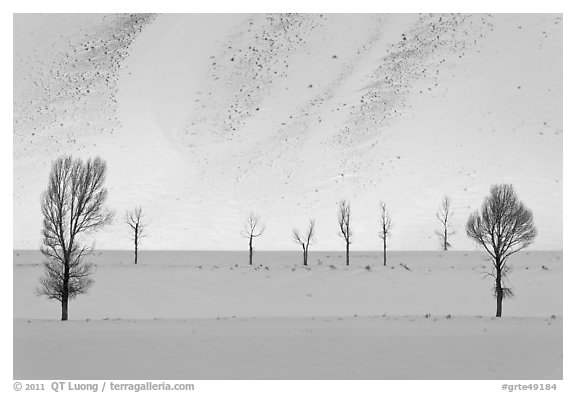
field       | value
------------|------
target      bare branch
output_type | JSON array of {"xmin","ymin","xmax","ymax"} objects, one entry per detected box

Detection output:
[
  {"xmin": 241, "ymin": 211, "xmax": 265, "ymax": 239},
  {"xmin": 378, "ymin": 201, "xmax": 392, "ymax": 240},
  {"xmin": 125, "ymin": 206, "xmax": 147, "ymax": 239},
  {"xmin": 337, "ymin": 199, "xmax": 352, "ymax": 242}
]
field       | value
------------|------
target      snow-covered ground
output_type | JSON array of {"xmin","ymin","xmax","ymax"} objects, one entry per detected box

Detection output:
[
  {"xmin": 13, "ymin": 251, "xmax": 562, "ymax": 379},
  {"xmin": 14, "ymin": 316, "xmax": 562, "ymax": 380},
  {"xmin": 13, "ymin": 251, "xmax": 562, "ymax": 319}
]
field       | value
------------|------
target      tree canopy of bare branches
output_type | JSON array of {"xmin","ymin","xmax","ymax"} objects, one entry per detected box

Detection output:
[
  {"xmin": 293, "ymin": 219, "xmax": 316, "ymax": 266},
  {"xmin": 36, "ymin": 156, "xmax": 113, "ymax": 320},
  {"xmin": 378, "ymin": 202, "xmax": 392, "ymax": 266},
  {"xmin": 337, "ymin": 199, "xmax": 352, "ymax": 266},
  {"xmin": 466, "ymin": 184, "xmax": 537, "ymax": 317},
  {"xmin": 241, "ymin": 212, "xmax": 265, "ymax": 265},
  {"xmin": 125, "ymin": 206, "xmax": 147, "ymax": 264},
  {"xmin": 436, "ymin": 196, "xmax": 455, "ymax": 251}
]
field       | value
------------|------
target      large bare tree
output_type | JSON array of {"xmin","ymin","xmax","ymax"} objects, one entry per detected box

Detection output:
[
  {"xmin": 241, "ymin": 212, "xmax": 265, "ymax": 265},
  {"xmin": 36, "ymin": 156, "xmax": 113, "ymax": 321},
  {"xmin": 125, "ymin": 206, "xmax": 147, "ymax": 265},
  {"xmin": 378, "ymin": 202, "xmax": 392, "ymax": 266},
  {"xmin": 337, "ymin": 199, "xmax": 352, "ymax": 266},
  {"xmin": 293, "ymin": 219, "xmax": 316, "ymax": 266},
  {"xmin": 436, "ymin": 196, "xmax": 455, "ymax": 251},
  {"xmin": 466, "ymin": 184, "xmax": 536, "ymax": 317}
]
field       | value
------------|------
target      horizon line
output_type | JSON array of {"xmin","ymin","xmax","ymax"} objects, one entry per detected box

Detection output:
[{"xmin": 13, "ymin": 249, "xmax": 563, "ymax": 252}]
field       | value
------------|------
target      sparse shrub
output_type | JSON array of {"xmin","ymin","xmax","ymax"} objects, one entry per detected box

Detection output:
[{"xmin": 399, "ymin": 262, "xmax": 411, "ymax": 271}]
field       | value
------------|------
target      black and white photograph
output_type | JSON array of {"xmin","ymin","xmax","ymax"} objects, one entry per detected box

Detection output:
[{"xmin": 8, "ymin": 2, "xmax": 569, "ymax": 390}]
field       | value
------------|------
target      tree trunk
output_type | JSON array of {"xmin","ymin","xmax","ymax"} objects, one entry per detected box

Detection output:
[
  {"xmin": 302, "ymin": 244, "xmax": 307, "ymax": 266},
  {"xmin": 383, "ymin": 238, "xmax": 387, "ymax": 266},
  {"xmin": 134, "ymin": 225, "xmax": 138, "ymax": 264},
  {"xmin": 495, "ymin": 264, "xmax": 503, "ymax": 317},
  {"xmin": 62, "ymin": 258, "xmax": 70, "ymax": 321},
  {"xmin": 61, "ymin": 298, "xmax": 68, "ymax": 321},
  {"xmin": 249, "ymin": 237, "xmax": 253, "ymax": 266},
  {"xmin": 346, "ymin": 242, "xmax": 350, "ymax": 266},
  {"xmin": 443, "ymin": 226, "xmax": 448, "ymax": 251}
]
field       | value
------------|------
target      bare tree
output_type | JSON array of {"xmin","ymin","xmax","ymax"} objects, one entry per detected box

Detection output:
[
  {"xmin": 378, "ymin": 202, "xmax": 392, "ymax": 266},
  {"xmin": 466, "ymin": 184, "xmax": 536, "ymax": 317},
  {"xmin": 293, "ymin": 220, "xmax": 316, "ymax": 266},
  {"xmin": 125, "ymin": 206, "xmax": 147, "ymax": 265},
  {"xmin": 337, "ymin": 199, "xmax": 352, "ymax": 266},
  {"xmin": 241, "ymin": 212, "xmax": 265, "ymax": 265},
  {"xmin": 36, "ymin": 156, "xmax": 113, "ymax": 321},
  {"xmin": 436, "ymin": 196, "xmax": 455, "ymax": 251}
]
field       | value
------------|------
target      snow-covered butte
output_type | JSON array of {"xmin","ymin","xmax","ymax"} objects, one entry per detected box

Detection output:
[{"xmin": 13, "ymin": 14, "xmax": 562, "ymax": 251}]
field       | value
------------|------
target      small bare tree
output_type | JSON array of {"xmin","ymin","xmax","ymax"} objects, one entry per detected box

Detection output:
[
  {"xmin": 466, "ymin": 184, "xmax": 537, "ymax": 317},
  {"xmin": 241, "ymin": 212, "xmax": 265, "ymax": 265},
  {"xmin": 378, "ymin": 202, "xmax": 392, "ymax": 266},
  {"xmin": 293, "ymin": 219, "xmax": 316, "ymax": 266},
  {"xmin": 125, "ymin": 206, "xmax": 147, "ymax": 265},
  {"xmin": 337, "ymin": 199, "xmax": 352, "ymax": 266},
  {"xmin": 36, "ymin": 156, "xmax": 113, "ymax": 321},
  {"xmin": 436, "ymin": 196, "xmax": 455, "ymax": 251}
]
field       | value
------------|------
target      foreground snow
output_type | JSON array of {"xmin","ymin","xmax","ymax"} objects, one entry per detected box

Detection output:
[{"xmin": 14, "ymin": 316, "xmax": 561, "ymax": 380}]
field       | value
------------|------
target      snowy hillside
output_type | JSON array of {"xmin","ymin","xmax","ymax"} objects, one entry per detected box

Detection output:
[{"xmin": 13, "ymin": 14, "xmax": 562, "ymax": 251}]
